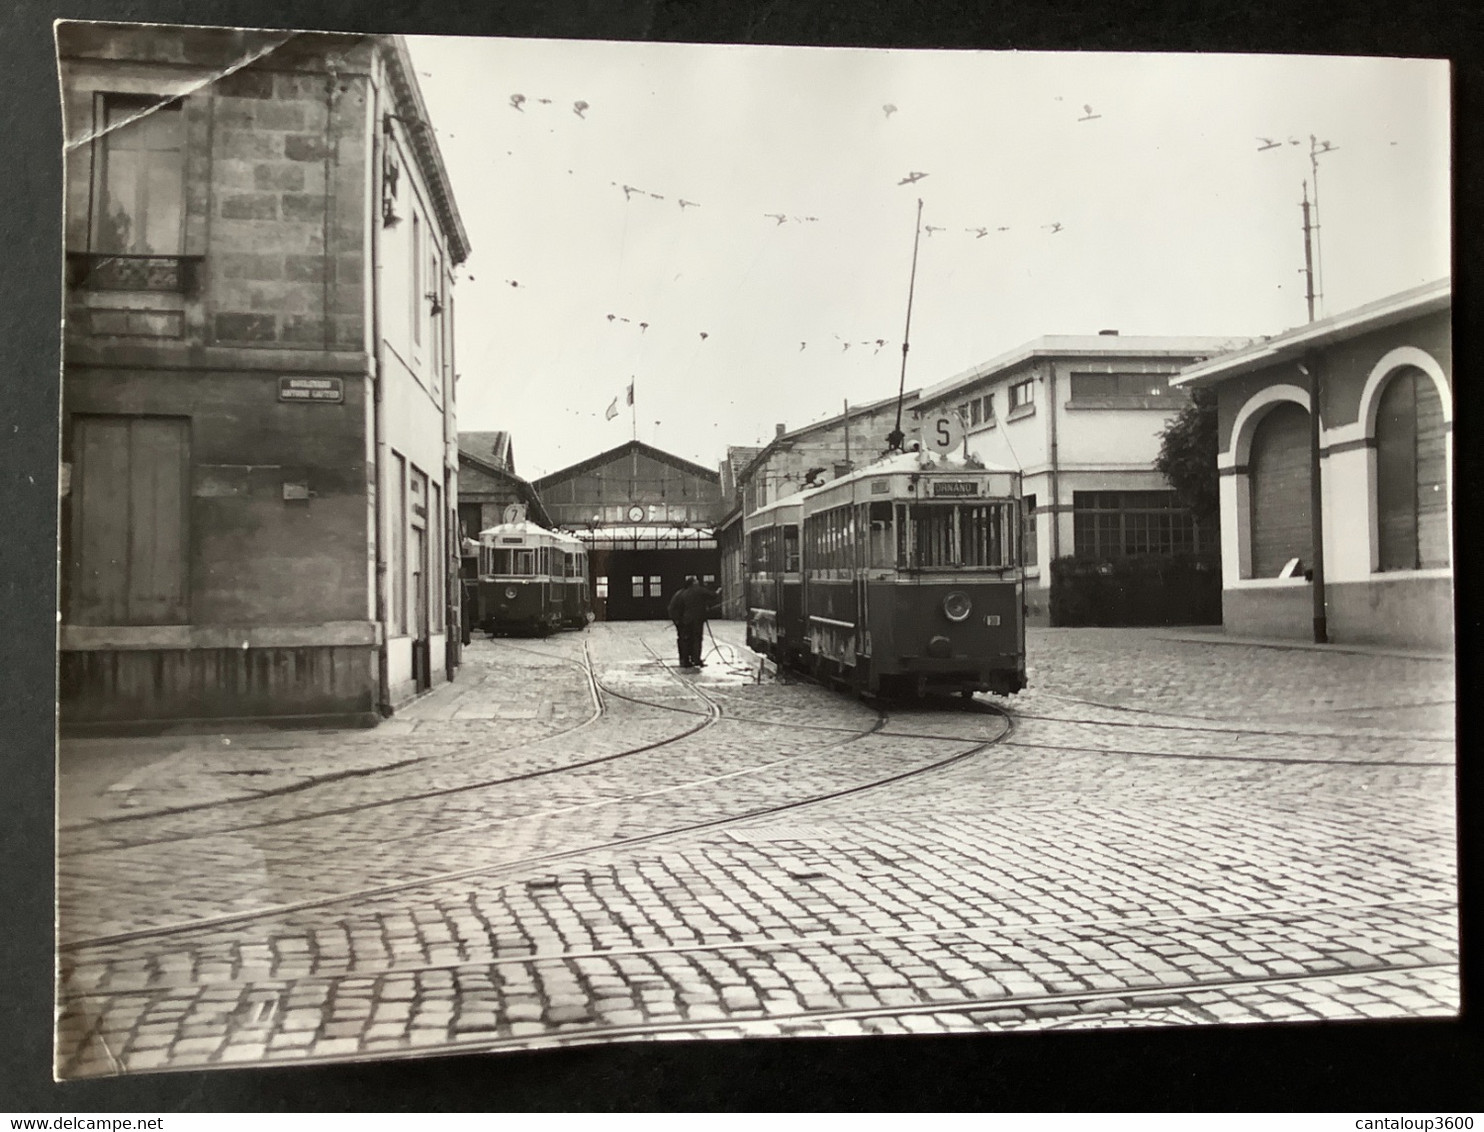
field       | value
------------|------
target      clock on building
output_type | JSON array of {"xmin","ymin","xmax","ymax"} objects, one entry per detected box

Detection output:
[{"xmin": 627, "ymin": 505, "xmax": 645, "ymax": 521}]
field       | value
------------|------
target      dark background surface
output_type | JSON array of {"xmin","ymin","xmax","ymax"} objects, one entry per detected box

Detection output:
[{"xmin": 4, "ymin": 0, "xmax": 1481, "ymax": 1111}]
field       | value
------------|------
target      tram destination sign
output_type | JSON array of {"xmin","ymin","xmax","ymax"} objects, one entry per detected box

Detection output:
[
  {"xmin": 931, "ymin": 480, "xmax": 980, "ymax": 497},
  {"xmin": 279, "ymin": 376, "xmax": 344, "ymax": 404}
]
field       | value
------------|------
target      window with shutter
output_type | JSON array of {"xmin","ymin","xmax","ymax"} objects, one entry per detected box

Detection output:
[
  {"xmin": 1249, "ymin": 403, "xmax": 1312, "ymax": 578},
  {"xmin": 1376, "ymin": 368, "xmax": 1449, "ymax": 571}
]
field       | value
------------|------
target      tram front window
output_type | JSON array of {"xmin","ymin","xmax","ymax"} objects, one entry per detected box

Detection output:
[
  {"xmin": 899, "ymin": 502, "xmax": 1014, "ymax": 569},
  {"xmin": 491, "ymin": 548, "xmax": 537, "ymax": 575}
]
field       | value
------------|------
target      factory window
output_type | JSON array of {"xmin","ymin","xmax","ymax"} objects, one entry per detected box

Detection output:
[
  {"xmin": 66, "ymin": 415, "xmax": 189, "ymax": 625},
  {"xmin": 1069, "ymin": 372, "xmax": 1176, "ymax": 400},
  {"xmin": 1073, "ymin": 491, "xmax": 1197, "ymax": 560},
  {"xmin": 1376, "ymin": 367, "xmax": 1449, "ymax": 571}
]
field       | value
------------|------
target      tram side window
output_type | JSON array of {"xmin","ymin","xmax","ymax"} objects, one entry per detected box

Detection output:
[
  {"xmin": 867, "ymin": 502, "xmax": 894, "ymax": 568},
  {"xmin": 783, "ymin": 526, "xmax": 800, "ymax": 572}
]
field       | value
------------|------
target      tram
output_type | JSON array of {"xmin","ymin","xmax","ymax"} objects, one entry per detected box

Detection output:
[
  {"xmin": 744, "ymin": 451, "xmax": 1026, "ymax": 698},
  {"xmin": 476, "ymin": 523, "xmax": 591, "ymax": 635}
]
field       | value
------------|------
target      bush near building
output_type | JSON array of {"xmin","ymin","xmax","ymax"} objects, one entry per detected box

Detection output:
[{"xmin": 1049, "ymin": 553, "xmax": 1221, "ymax": 627}]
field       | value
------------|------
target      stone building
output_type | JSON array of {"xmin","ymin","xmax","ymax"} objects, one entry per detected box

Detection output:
[
  {"xmin": 456, "ymin": 431, "xmax": 552, "ymax": 539},
  {"xmin": 1172, "ymin": 279, "xmax": 1452, "ymax": 649},
  {"xmin": 912, "ymin": 333, "xmax": 1249, "ymax": 623},
  {"xmin": 532, "ymin": 441, "xmax": 724, "ymax": 620},
  {"xmin": 57, "ymin": 24, "xmax": 469, "ymax": 727}
]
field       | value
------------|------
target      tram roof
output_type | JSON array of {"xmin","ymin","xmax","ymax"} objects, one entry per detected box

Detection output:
[
  {"xmin": 744, "ymin": 450, "xmax": 1019, "ymax": 524},
  {"xmin": 477, "ymin": 522, "xmax": 579, "ymax": 545},
  {"xmin": 800, "ymin": 449, "xmax": 1017, "ymax": 498}
]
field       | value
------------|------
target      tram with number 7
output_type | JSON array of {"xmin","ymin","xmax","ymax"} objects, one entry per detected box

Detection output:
[
  {"xmin": 476, "ymin": 523, "xmax": 591, "ymax": 635},
  {"xmin": 745, "ymin": 450, "xmax": 1026, "ymax": 698}
]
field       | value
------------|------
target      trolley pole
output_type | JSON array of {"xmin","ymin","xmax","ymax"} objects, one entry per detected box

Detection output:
[{"xmin": 887, "ymin": 198, "xmax": 925, "ymax": 452}]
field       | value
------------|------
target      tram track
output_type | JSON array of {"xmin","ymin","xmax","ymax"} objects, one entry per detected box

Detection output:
[
  {"xmin": 61, "ymin": 891, "xmax": 1453, "ymax": 996},
  {"xmin": 72, "ymin": 955, "xmax": 1457, "ymax": 1076},
  {"xmin": 59, "ymin": 636, "xmax": 608, "ymax": 838},
  {"xmin": 58, "ymin": 893, "xmax": 1456, "ymax": 1076},
  {"xmin": 59, "ymin": 658, "xmax": 1012, "ymax": 953}
]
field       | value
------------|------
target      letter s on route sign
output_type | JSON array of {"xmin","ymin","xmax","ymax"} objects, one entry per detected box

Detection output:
[{"xmin": 920, "ymin": 412, "xmax": 966, "ymax": 455}]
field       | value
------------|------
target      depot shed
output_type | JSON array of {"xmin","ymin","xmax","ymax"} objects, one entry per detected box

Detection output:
[{"xmin": 1173, "ymin": 278, "xmax": 1452, "ymax": 650}]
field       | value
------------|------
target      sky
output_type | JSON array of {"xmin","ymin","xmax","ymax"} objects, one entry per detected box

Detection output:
[{"xmin": 406, "ymin": 37, "xmax": 1450, "ymax": 481}]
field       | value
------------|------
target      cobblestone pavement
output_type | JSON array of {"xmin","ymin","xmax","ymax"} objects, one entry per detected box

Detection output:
[{"xmin": 55, "ymin": 623, "xmax": 1457, "ymax": 1077}]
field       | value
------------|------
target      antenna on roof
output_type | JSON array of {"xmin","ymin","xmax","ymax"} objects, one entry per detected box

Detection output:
[{"xmin": 886, "ymin": 198, "xmax": 925, "ymax": 453}]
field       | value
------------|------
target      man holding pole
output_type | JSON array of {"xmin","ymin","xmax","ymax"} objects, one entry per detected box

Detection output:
[{"xmin": 667, "ymin": 575, "xmax": 717, "ymax": 669}]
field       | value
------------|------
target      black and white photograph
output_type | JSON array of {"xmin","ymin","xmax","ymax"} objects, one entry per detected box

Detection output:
[{"xmin": 49, "ymin": 17, "xmax": 1456, "ymax": 1086}]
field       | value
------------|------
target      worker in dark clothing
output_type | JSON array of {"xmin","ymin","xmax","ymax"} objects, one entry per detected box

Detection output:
[{"xmin": 667, "ymin": 575, "xmax": 716, "ymax": 668}]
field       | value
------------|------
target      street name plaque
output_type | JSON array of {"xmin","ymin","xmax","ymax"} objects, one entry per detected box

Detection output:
[{"xmin": 279, "ymin": 376, "xmax": 344, "ymax": 403}]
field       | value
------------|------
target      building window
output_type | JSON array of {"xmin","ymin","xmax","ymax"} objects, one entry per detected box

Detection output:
[
  {"xmin": 631, "ymin": 576, "xmax": 645, "ymax": 598},
  {"xmin": 1069, "ymin": 372, "xmax": 1175, "ymax": 400},
  {"xmin": 1009, "ymin": 379, "xmax": 1035, "ymax": 411},
  {"xmin": 970, "ymin": 399, "xmax": 982, "ymax": 426},
  {"xmin": 92, "ymin": 95, "xmax": 185, "ymax": 256},
  {"xmin": 411, "ymin": 213, "xmax": 423, "ymax": 347},
  {"xmin": 1022, "ymin": 494, "xmax": 1038, "ymax": 568},
  {"xmin": 71, "ymin": 95, "xmax": 195, "ymax": 294},
  {"xmin": 1376, "ymin": 367, "xmax": 1449, "ymax": 571},
  {"xmin": 981, "ymin": 394, "xmax": 994, "ymax": 421},
  {"xmin": 649, "ymin": 574, "xmax": 662, "ymax": 596},
  {"xmin": 67, "ymin": 416, "xmax": 189, "ymax": 625},
  {"xmin": 1248, "ymin": 403, "xmax": 1311, "ymax": 578},
  {"xmin": 1073, "ymin": 491, "xmax": 1197, "ymax": 560},
  {"xmin": 596, "ymin": 576, "xmax": 609, "ymax": 599}
]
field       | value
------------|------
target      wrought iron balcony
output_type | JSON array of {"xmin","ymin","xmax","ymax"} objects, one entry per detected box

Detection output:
[{"xmin": 66, "ymin": 252, "xmax": 203, "ymax": 295}]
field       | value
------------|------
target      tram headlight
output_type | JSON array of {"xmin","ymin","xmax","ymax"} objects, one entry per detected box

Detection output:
[
  {"xmin": 504, "ymin": 586, "xmax": 518, "ymax": 600},
  {"xmin": 942, "ymin": 591, "xmax": 973, "ymax": 622}
]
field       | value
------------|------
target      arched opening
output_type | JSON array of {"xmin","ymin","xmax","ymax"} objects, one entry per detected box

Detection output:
[
  {"xmin": 1249, "ymin": 402, "xmax": 1312, "ymax": 578},
  {"xmin": 1376, "ymin": 366, "xmax": 1449, "ymax": 570}
]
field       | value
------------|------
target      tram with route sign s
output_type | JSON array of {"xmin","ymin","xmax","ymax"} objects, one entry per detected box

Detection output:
[
  {"xmin": 476, "ymin": 523, "xmax": 592, "ymax": 635},
  {"xmin": 745, "ymin": 451, "xmax": 1026, "ymax": 698}
]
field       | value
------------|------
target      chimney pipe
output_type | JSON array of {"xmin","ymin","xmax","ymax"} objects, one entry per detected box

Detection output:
[{"xmin": 775, "ymin": 423, "xmax": 786, "ymax": 438}]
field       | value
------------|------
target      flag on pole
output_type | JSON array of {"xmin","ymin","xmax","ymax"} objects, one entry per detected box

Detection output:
[
  {"xmin": 626, "ymin": 381, "xmax": 635, "ymax": 406},
  {"xmin": 605, "ymin": 398, "xmax": 619, "ymax": 420}
]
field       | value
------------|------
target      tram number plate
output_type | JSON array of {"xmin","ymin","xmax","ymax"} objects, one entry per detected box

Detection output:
[
  {"xmin": 932, "ymin": 480, "xmax": 979, "ymax": 497},
  {"xmin": 984, "ymin": 614, "xmax": 1001, "ymax": 626}
]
